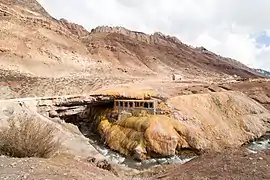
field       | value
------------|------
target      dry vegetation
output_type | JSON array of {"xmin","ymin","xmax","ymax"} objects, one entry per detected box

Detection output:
[{"xmin": 0, "ymin": 115, "xmax": 61, "ymax": 158}]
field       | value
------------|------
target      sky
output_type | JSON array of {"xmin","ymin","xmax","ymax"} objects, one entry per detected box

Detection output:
[{"xmin": 38, "ymin": 0, "xmax": 270, "ymax": 71}]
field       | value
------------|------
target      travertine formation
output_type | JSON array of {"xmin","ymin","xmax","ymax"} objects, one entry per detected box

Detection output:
[{"xmin": 98, "ymin": 92, "xmax": 270, "ymax": 160}]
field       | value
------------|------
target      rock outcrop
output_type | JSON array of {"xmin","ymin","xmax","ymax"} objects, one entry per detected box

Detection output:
[
  {"xmin": 59, "ymin": 18, "xmax": 90, "ymax": 38},
  {"xmin": 88, "ymin": 25, "xmax": 261, "ymax": 79},
  {"xmin": 0, "ymin": 97, "xmax": 104, "ymax": 159},
  {"xmin": 0, "ymin": 0, "xmax": 51, "ymax": 18},
  {"xmin": 91, "ymin": 26, "xmax": 183, "ymax": 47},
  {"xmin": 98, "ymin": 91, "xmax": 270, "ymax": 160}
]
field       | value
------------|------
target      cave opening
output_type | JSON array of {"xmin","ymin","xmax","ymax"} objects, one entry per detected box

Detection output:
[
  {"xmin": 49, "ymin": 97, "xmax": 198, "ymax": 169},
  {"xmin": 58, "ymin": 100, "xmax": 115, "ymax": 140}
]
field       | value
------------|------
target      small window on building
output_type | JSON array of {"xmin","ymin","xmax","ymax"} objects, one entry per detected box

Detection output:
[
  {"xmin": 140, "ymin": 102, "xmax": 144, "ymax": 107},
  {"xmin": 129, "ymin": 102, "xmax": 133, "ymax": 107},
  {"xmin": 116, "ymin": 102, "xmax": 119, "ymax": 106},
  {"xmin": 125, "ymin": 102, "xmax": 128, "ymax": 107},
  {"xmin": 120, "ymin": 102, "xmax": 123, "ymax": 107},
  {"xmin": 144, "ymin": 102, "xmax": 148, "ymax": 108},
  {"xmin": 149, "ymin": 103, "xmax": 153, "ymax": 108}
]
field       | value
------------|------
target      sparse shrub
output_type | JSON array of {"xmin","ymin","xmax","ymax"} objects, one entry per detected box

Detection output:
[
  {"xmin": 0, "ymin": 115, "xmax": 61, "ymax": 158},
  {"xmin": 212, "ymin": 96, "xmax": 222, "ymax": 110},
  {"xmin": 250, "ymin": 110, "xmax": 258, "ymax": 115}
]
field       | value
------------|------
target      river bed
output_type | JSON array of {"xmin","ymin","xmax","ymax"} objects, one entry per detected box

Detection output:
[
  {"xmin": 83, "ymin": 127, "xmax": 270, "ymax": 170},
  {"xmin": 87, "ymin": 133, "xmax": 195, "ymax": 170}
]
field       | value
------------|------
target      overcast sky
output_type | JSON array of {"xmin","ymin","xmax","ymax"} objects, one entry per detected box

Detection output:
[{"xmin": 38, "ymin": 0, "xmax": 270, "ymax": 71}]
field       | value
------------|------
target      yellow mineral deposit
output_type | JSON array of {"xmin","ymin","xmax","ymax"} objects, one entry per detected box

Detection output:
[{"xmin": 97, "ymin": 91, "xmax": 270, "ymax": 160}]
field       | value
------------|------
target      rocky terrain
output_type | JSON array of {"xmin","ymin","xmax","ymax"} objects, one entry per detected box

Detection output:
[
  {"xmin": 0, "ymin": 154, "xmax": 120, "ymax": 180},
  {"xmin": 139, "ymin": 149, "xmax": 270, "ymax": 180},
  {"xmin": 0, "ymin": 0, "xmax": 270, "ymax": 180},
  {"xmin": 0, "ymin": 0, "xmax": 264, "ymax": 86}
]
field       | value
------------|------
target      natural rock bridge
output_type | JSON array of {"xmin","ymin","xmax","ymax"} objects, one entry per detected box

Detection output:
[
  {"xmin": 0, "ymin": 94, "xmax": 159, "ymax": 128},
  {"xmin": 34, "ymin": 95, "xmax": 158, "ymax": 119},
  {"xmin": 44, "ymin": 95, "xmax": 115, "ymax": 118},
  {"xmin": 1, "ymin": 94, "xmax": 116, "ymax": 120},
  {"xmin": 1, "ymin": 91, "xmax": 270, "ymax": 162}
]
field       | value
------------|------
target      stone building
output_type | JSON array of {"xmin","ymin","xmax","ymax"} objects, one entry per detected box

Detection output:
[{"xmin": 113, "ymin": 99, "xmax": 157, "ymax": 115}]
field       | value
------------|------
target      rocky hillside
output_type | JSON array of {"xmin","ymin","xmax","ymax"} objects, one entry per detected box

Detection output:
[
  {"xmin": 0, "ymin": 0, "xmax": 263, "ymax": 80},
  {"xmin": 254, "ymin": 68, "xmax": 270, "ymax": 77},
  {"xmin": 1, "ymin": 0, "xmax": 51, "ymax": 18},
  {"xmin": 0, "ymin": 0, "xmax": 268, "ymax": 100},
  {"xmin": 89, "ymin": 26, "xmax": 260, "ymax": 78},
  {"xmin": 84, "ymin": 25, "xmax": 263, "ymax": 78}
]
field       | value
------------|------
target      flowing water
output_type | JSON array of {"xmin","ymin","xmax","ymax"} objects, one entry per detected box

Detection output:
[
  {"xmin": 247, "ymin": 138, "xmax": 270, "ymax": 152},
  {"xmin": 91, "ymin": 137, "xmax": 270, "ymax": 170},
  {"xmin": 79, "ymin": 120, "xmax": 270, "ymax": 170},
  {"xmin": 91, "ymin": 137, "xmax": 270, "ymax": 169},
  {"xmin": 87, "ymin": 133, "xmax": 195, "ymax": 170}
]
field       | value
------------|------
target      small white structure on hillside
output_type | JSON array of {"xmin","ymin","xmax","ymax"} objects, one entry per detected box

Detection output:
[{"xmin": 172, "ymin": 73, "xmax": 182, "ymax": 81}]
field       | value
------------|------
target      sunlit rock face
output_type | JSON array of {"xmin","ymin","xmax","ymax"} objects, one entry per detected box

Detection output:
[
  {"xmin": 0, "ymin": 98, "xmax": 102, "ymax": 158},
  {"xmin": 98, "ymin": 92, "xmax": 270, "ymax": 160},
  {"xmin": 98, "ymin": 115, "xmax": 192, "ymax": 160}
]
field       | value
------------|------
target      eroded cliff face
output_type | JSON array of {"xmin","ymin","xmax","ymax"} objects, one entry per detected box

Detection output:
[
  {"xmin": 98, "ymin": 91, "xmax": 270, "ymax": 160},
  {"xmin": 88, "ymin": 25, "xmax": 261, "ymax": 79},
  {"xmin": 91, "ymin": 26, "xmax": 183, "ymax": 47},
  {"xmin": 0, "ymin": 0, "xmax": 51, "ymax": 18},
  {"xmin": 59, "ymin": 18, "xmax": 90, "ymax": 38}
]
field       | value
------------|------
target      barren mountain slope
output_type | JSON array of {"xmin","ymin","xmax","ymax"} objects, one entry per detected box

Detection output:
[
  {"xmin": 86, "ymin": 26, "xmax": 261, "ymax": 78},
  {"xmin": 0, "ymin": 0, "xmax": 263, "ymax": 78},
  {"xmin": 1, "ymin": 0, "xmax": 51, "ymax": 18},
  {"xmin": 0, "ymin": 0, "xmax": 92, "ymax": 77},
  {"xmin": 0, "ymin": 0, "xmax": 266, "ymax": 100},
  {"xmin": 142, "ymin": 149, "xmax": 270, "ymax": 180}
]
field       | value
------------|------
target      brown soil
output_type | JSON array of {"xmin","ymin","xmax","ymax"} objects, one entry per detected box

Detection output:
[
  {"xmin": 228, "ymin": 80, "xmax": 270, "ymax": 111},
  {"xmin": 1, "ymin": 149, "xmax": 270, "ymax": 180},
  {"xmin": 0, "ymin": 154, "xmax": 120, "ymax": 180},
  {"xmin": 138, "ymin": 149, "xmax": 270, "ymax": 180}
]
